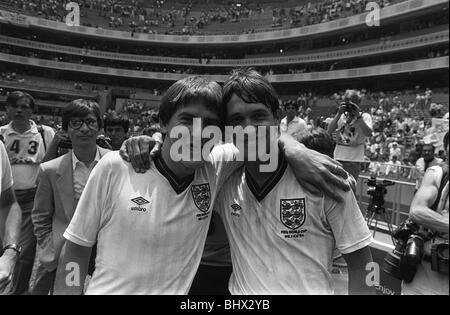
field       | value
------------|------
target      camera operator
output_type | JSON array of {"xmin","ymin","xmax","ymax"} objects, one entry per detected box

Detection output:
[
  {"xmin": 328, "ymin": 90, "xmax": 373, "ymax": 181},
  {"xmin": 402, "ymin": 131, "xmax": 449, "ymax": 295}
]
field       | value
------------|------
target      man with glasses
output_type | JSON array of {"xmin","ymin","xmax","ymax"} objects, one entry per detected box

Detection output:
[
  {"xmin": 0, "ymin": 91, "xmax": 55, "ymax": 294},
  {"xmin": 31, "ymin": 99, "xmax": 110, "ymax": 294}
]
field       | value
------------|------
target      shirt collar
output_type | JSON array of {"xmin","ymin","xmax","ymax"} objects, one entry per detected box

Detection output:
[
  {"xmin": 72, "ymin": 147, "xmax": 101, "ymax": 171},
  {"xmin": 283, "ymin": 115, "xmax": 299, "ymax": 124}
]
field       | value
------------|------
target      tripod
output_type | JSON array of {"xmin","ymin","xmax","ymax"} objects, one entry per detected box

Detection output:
[{"xmin": 365, "ymin": 203, "xmax": 396, "ymax": 244}]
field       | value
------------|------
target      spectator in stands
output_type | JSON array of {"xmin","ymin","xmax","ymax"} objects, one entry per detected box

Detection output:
[
  {"xmin": 103, "ymin": 116, "xmax": 130, "ymax": 150},
  {"xmin": 385, "ymin": 155, "xmax": 402, "ymax": 176},
  {"xmin": 389, "ymin": 141, "xmax": 402, "ymax": 160},
  {"xmin": 0, "ymin": 91, "xmax": 55, "ymax": 295},
  {"xmin": 414, "ymin": 143, "xmax": 443, "ymax": 190},
  {"xmin": 327, "ymin": 89, "xmax": 373, "ymax": 181},
  {"xmin": 280, "ymin": 101, "xmax": 307, "ymax": 136},
  {"xmin": 409, "ymin": 143, "xmax": 423, "ymax": 164},
  {"xmin": 31, "ymin": 99, "xmax": 110, "ymax": 295}
]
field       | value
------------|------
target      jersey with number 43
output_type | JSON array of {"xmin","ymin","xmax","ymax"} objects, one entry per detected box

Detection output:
[{"xmin": 0, "ymin": 121, "xmax": 55, "ymax": 189}]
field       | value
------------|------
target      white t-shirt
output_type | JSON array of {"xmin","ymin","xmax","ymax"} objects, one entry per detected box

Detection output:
[
  {"xmin": 0, "ymin": 141, "xmax": 13, "ymax": 194},
  {"xmin": 64, "ymin": 145, "xmax": 238, "ymax": 295},
  {"xmin": 0, "ymin": 121, "xmax": 54, "ymax": 189},
  {"xmin": 334, "ymin": 113, "xmax": 372, "ymax": 162},
  {"xmin": 280, "ymin": 116, "xmax": 307, "ymax": 136},
  {"xmin": 216, "ymin": 157, "xmax": 373, "ymax": 295}
]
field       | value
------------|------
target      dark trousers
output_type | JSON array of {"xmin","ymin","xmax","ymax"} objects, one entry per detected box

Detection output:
[
  {"xmin": 9, "ymin": 188, "xmax": 37, "ymax": 295},
  {"xmin": 189, "ymin": 264, "xmax": 232, "ymax": 295}
]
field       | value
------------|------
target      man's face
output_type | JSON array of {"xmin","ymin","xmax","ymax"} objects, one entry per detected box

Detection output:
[
  {"xmin": 226, "ymin": 94, "xmax": 278, "ymax": 161},
  {"xmin": 67, "ymin": 113, "xmax": 100, "ymax": 149},
  {"xmin": 422, "ymin": 145, "xmax": 435, "ymax": 162},
  {"xmin": 285, "ymin": 104, "xmax": 297, "ymax": 118},
  {"xmin": 7, "ymin": 97, "xmax": 32, "ymax": 122},
  {"xmin": 163, "ymin": 102, "xmax": 221, "ymax": 170},
  {"xmin": 105, "ymin": 125, "xmax": 127, "ymax": 148}
]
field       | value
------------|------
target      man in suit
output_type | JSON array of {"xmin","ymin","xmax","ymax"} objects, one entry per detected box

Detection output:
[{"xmin": 31, "ymin": 99, "xmax": 110, "ymax": 295}]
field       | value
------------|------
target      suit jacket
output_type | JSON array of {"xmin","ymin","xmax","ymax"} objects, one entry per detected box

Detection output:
[{"xmin": 31, "ymin": 146, "xmax": 110, "ymax": 271}]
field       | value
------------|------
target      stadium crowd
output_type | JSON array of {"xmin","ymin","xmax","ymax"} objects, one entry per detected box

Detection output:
[
  {"xmin": 1, "ymin": 0, "xmax": 405, "ymax": 35},
  {"xmin": 280, "ymin": 88, "xmax": 448, "ymax": 183}
]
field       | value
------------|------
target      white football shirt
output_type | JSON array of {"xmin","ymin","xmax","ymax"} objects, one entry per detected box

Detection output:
[
  {"xmin": 0, "ymin": 121, "xmax": 54, "ymax": 189},
  {"xmin": 216, "ymin": 155, "xmax": 373, "ymax": 295},
  {"xmin": 64, "ymin": 145, "xmax": 238, "ymax": 295}
]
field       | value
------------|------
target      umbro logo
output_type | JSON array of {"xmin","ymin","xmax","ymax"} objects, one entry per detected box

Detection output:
[{"xmin": 131, "ymin": 197, "xmax": 150, "ymax": 206}]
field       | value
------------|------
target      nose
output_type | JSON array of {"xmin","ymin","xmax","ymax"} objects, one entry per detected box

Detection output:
[{"xmin": 79, "ymin": 122, "xmax": 90, "ymax": 132}]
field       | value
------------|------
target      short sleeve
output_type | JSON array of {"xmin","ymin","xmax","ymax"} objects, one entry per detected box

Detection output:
[
  {"xmin": 362, "ymin": 113, "xmax": 373, "ymax": 129},
  {"xmin": 43, "ymin": 126, "xmax": 56, "ymax": 146},
  {"xmin": 0, "ymin": 141, "xmax": 13, "ymax": 192},
  {"xmin": 209, "ymin": 143, "xmax": 243, "ymax": 190},
  {"xmin": 63, "ymin": 153, "xmax": 113, "ymax": 247},
  {"xmin": 324, "ymin": 191, "xmax": 373, "ymax": 255}
]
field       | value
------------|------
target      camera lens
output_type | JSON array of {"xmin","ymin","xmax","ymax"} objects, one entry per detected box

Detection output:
[{"xmin": 404, "ymin": 235, "xmax": 425, "ymax": 266}]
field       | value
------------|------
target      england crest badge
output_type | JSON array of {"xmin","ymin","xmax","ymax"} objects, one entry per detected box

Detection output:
[
  {"xmin": 191, "ymin": 183, "xmax": 211, "ymax": 213},
  {"xmin": 280, "ymin": 198, "xmax": 306, "ymax": 230}
]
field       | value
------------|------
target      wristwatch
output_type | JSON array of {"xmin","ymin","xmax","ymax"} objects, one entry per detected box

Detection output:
[{"xmin": 3, "ymin": 244, "xmax": 22, "ymax": 255}]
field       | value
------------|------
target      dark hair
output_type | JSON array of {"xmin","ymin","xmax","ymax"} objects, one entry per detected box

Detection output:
[
  {"xmin": 422, "ymin": 143, "xmax": 436, "ymax": 152},
  {"xmin": 284, "ymin": 101, "xmax": 299, "ymax": 110},
  {"xmin": 159, "ymin": 76, "xmax": 223, "ymax": 126},
  {"xmin": 104, "ymin": 116, "xmax": 130, "ymax": 133},
  {"xmin": 222, "ymin": 68, "xmax": 280, "ymax": 119},
  {"xmin": 291, "ymin": 128, "xmax": 335, "ymax": 158},
  {"xmin": 444, "ymin": 131, "xmax": 449, "ymax": 149},
  {"xmin": 6, "ymin": 91, "xmax": 35, "ymax": 111},
  {"xmin": 62, "ymin": 99, "xmax": 102, "ymax": 131}
]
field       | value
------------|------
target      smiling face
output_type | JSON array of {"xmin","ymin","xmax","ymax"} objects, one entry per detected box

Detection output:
[
  {"xmin": 226, "ymin": 93, "xmax": 278, "ymax": 161},
  {"xmin": 163, "ymin": 101, "xmax": 221, "ymax": 170}
]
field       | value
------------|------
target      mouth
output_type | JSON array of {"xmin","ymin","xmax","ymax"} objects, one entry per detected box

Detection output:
[{"xmin": 78, "ymin": 135, "xmax": 93, "ymax": 140}]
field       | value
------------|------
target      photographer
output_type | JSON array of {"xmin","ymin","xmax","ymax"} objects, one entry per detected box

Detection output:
[
  {"xmin": 328, "ymin": 90, "xmax": 373, "ymax": 181},
  {"xmin": 402, "ymin": 131, "xmax": 449, "ymax": 295}
]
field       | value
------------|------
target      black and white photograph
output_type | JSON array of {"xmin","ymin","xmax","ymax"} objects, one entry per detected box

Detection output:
[{"xmin": 0, "ymin": 0, "xmax": 448, "ymax": 301}]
